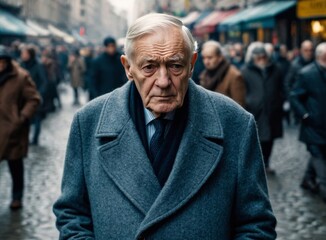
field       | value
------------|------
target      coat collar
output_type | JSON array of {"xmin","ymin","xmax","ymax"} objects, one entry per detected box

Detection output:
[{"xmin": 95, "ymin": 80, "xmax": 224, "ymax": 236}]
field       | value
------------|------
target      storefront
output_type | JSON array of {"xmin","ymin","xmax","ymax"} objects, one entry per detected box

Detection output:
[
  {"xmin": 297, "ymin": 0, "xmax": 326, "ymax": 46},
  {"xmin": 0, "ymin": 8, "xmax": 38, "ymax": 45},
  {"xmin": 193, "ymin": 9, "xmax": 239, "ymax": 42},
  {"xmin": 218, "ymin": 1, "xmax": 296, "ymax": 46}
]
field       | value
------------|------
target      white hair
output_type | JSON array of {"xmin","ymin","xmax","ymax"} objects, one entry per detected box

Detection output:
[
  {"xmin": 245, "ymin": 41, "xmax": 265, "ymax": 63},
  {"xmin": 124, "ymin": 13, "xmax": 197, "ymax": 61},
  {"xmin": 315, "ymin": 42, "xmax": 326, "ymax": 58}
]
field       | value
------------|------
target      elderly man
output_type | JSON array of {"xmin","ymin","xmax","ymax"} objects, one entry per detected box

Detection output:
[
  {"xmin": 290, "ymin": 42, "xmax": 326, "ymax": 202},
  {"xmin": 241, "ymin": 42, "xmax": 284, "ymax": 175},
  {"xmin": 53, "ymin": 14, "xmax": 276, "ymax": 239},
  {"xmin": 200, "ymin": 40, "xmax": 245, "ymax": 106},
  {"xmin": 285, "ymin": 40, "xmax": 314, "ymax": 94}
]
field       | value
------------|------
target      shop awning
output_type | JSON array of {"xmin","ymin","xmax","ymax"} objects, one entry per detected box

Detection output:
[
  {"xmin": 188, "ymin": 10, "xmax": 212, "ymax": 30},
  {"xmin": 0, "ymin": 8, "xmax": 38, "ymax": 36},
  {"xmin": 179, "ymin": 11, "xmax": 200, "ymax": 25},
  {"xmin": 219, "ymin": 1, "xmax": 296, "ymax": 31},
  {"xmin": 193, "ymin": 9, "xmax": 239, "ymax": 36},
  {"xmin": 26, "ymin": 20, "xmax": 50, "ymax": 37},
  {"xmin": 48, "ymin": 25, "xmax": 75, "ymax": 43}
]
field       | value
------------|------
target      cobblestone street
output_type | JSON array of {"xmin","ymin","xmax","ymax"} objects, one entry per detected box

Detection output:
[{"xmin": 0, "ymin": 86, "xmax": 326, "ymax": 240}]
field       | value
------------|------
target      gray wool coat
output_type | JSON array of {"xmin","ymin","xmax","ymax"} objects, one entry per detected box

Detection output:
[{"xmin": 53, "ymin": 80, "xmax": 276, "ymax": 240}]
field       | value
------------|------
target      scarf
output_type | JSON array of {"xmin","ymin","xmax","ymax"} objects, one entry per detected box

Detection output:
[
  {"xmin": 200, "ymin": 58, "xmax": 230, "ymax": 91},
  {"xmin": 129, "ymin": 82, "xmax": 189, "ymax": 187}
]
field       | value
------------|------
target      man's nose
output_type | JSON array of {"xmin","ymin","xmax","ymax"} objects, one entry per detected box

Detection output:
[{"xmin": 156, "ymin": 66, "xmax": 170, "ymax": 88}]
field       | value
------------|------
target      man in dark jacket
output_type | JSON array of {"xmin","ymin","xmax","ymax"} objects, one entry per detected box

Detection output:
[
  {"xmin": 90, "ymin": 37, "xmax": 127, "ymax": 98},
  {"xmin": 20, "ymin": 45, "xmax": 48, "ymax": 145},
  {"xmin": 290, "ymin": 42, "xmax": 326, "ymax": 202},
  {"xmin": 241, "ymin": 43, "xmax": 284, "ymax": 175},
  {"xmin": 285, "ymin": 40, "xmax": 314, "ymax": 94}
]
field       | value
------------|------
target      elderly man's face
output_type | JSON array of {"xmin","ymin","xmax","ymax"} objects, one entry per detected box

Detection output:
[{"xmin": 121, "ymin": 27, "xmax": 197, "ymax": 117}]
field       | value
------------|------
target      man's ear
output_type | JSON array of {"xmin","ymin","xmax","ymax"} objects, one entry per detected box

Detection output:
[
  {"xmin": 189, "ymin": 52, "xmax": 198, "ymax": 75},
  {"xmin": 120, "ymin": 55, "xmax": 133, "ymax": 80}
]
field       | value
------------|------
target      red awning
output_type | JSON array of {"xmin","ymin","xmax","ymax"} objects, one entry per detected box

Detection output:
[{"xmin": 194, "ymin": 9, "xmax": 239, "ymax": 36}]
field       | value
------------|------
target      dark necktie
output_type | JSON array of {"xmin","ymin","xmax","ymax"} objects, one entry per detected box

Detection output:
[{"xmin": 150, "ymin": 118, "xmax": 167, "ymax": 161}]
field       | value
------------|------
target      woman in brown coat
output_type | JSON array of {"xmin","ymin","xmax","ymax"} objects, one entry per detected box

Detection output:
[{"xmin": 0, "ymin": 46, "xmax": 41, "ymax": 209}]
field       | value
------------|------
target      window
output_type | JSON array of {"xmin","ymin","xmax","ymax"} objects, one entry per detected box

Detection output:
[
  {"xmin": 80, "ymin": 9, "xmax": 85, "ymax": 16},
  {"xmin": 80, "ymin": 0, "xmax": 85, "ymax": 4}
]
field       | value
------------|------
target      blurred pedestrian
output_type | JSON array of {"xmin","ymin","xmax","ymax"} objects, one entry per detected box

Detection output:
[
  {"xmin": 285, "ymin": 40, "xmax": 314, "ymax": 95},
  {"xmin": 56, "ymin": 45, "xmax": 69, "ymax": 82},
  {"xmin": 54, "ymin": 13, "xmax": 276, "ymax": 239},
  {"xmin": 89, "ymin": 36, "xmax": 126, "ymax": 98},
  {"xmin": 241, "ymin": 42, "xmax": 284, "ymax": 175},
  {"xmin": 68, "ymin": 49, "xmax": 85, "ymax": 105},
  {"xmin": 80, "ymin": 47, "xmax": 95, "ymax": 100},
  {"xmin": 200, "ymin": 40, "xmax": 245, "ymax": 106},
  {"xmin": 230, "ymin": 43, "xmax": 245, "ymax": 70},
  {"xmin": 289, "ymin": 42, "xmax": 326, "ymax": 202},
  {"xmin": 20, "ymin": 45, "xmax": 48, "ymax": 145},
  {"xmin": 274, "ymin": 44, "xmax": 291, "ymax": 125},
  {"xmin": 41, "ymin": 51, "xmax": 62, "ymax": 112},
  {"xmin": 0, "ymin": 45, "xmax": 41, "ymax": 209}
]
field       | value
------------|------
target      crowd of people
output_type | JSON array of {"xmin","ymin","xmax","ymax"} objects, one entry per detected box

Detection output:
[
  {"xmin": 194, "ymin": 39, "xmax": 326, "ymax": 204},
  {"xmin": 0, "ymin": 19, "xmax": 325, "ymax": 216}
]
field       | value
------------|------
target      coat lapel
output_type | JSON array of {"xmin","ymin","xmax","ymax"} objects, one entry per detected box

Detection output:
[
  {"xmin": 136, "ymin": 81, "xmax": 224, "ymax": 237},
  {"xmin": 95, "ymin": 82, "xmax": 161, "ymax": 215}
]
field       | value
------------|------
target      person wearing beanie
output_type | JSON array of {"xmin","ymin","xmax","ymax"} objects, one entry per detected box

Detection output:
[
  {"xmin": 89, "ymin": 36, "xmax": 127, "ymax": 99},
  {"xmin": 0, "ymin": 45, "xmax": 41, "ymax": 210}
]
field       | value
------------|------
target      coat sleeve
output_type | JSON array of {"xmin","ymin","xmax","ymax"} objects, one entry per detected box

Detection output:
[
  {"xmin": 53, "ymin": 113, "xmax": 95, "ymax": 240},
  {"xmin": 20, "ymin": 74, "xmax": 41, "ymax": 120},
  {"xmin": 233, "ymin": 115, "xmax": 277, "ymax": 240},
  {"xmin": 289, "ymin": 71, "xmax": 308, "ymax": 119},
  {"xmin": 230, "ymin": 73, "xmax": 246, "ymax": 107},
  {"xmin": 284, "ymin": 63, "xmax": 298, "ymax": 97}
]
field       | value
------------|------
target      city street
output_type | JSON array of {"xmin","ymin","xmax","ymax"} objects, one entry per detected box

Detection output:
[{"xmin": 0, "ymin": 85, "xmax": 326, "ymax": 240}]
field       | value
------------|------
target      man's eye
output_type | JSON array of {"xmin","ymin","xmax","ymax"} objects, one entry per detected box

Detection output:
[
  {"xmin": 169, "ymin": 64, "xmax": 183, "ymax": 72},
  {"xmin": 143, "ymin": 65, "xmax": 156, "ymax": 73}
]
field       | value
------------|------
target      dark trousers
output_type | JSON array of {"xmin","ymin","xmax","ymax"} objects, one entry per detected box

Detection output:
[
  {"xmin": 7, "ymin": 158, "xmax": 24, "ymax": 201},
  {"xmin": 31, "ymin": 115, "xmax": 42, "ymax": 144},
  {"xmin": 306, "ymin": 145, "xmax": 326, "ymax": 196},
  {"xmin": 260, "ymin": 140, "xmax": 274, "ymax": 168},
  {"xmin": 73, "ymin": 87, "xmax": 79, "ymax": 104}
]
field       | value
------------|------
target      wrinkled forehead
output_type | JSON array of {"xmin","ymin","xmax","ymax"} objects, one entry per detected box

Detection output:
[{"xmin": 131, "ymin": 28, "xmax": 190, "ymax": 62}]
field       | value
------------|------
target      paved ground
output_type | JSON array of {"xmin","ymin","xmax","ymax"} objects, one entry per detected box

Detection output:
[{"xmin": 0, "ymin": 85, "xmax": 325, "ymax": 240}]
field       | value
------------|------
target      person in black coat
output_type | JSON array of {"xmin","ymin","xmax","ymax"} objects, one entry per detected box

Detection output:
[
  {"xmin": 285, "ymin": 40, "xmax": 314, "ymax": 95},
  {"xmin": 20, "ymin": 45, "xmax": 48, "ymax": 145},
  {"xmin": 241, "ymin": 42, "xmax": 284, "ymax": 175},
  {"xmin": 89, "ymin": 37, "xmax": 127, "ymax": 98},
  {"xmin": 289, "ymin": 42, "xmax": 326, "ymax": 202}
]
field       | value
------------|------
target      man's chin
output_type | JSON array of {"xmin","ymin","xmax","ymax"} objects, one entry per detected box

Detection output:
[{"xmin": 148, "ymin": 103, "xmax": 180, "ymax": 115}]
